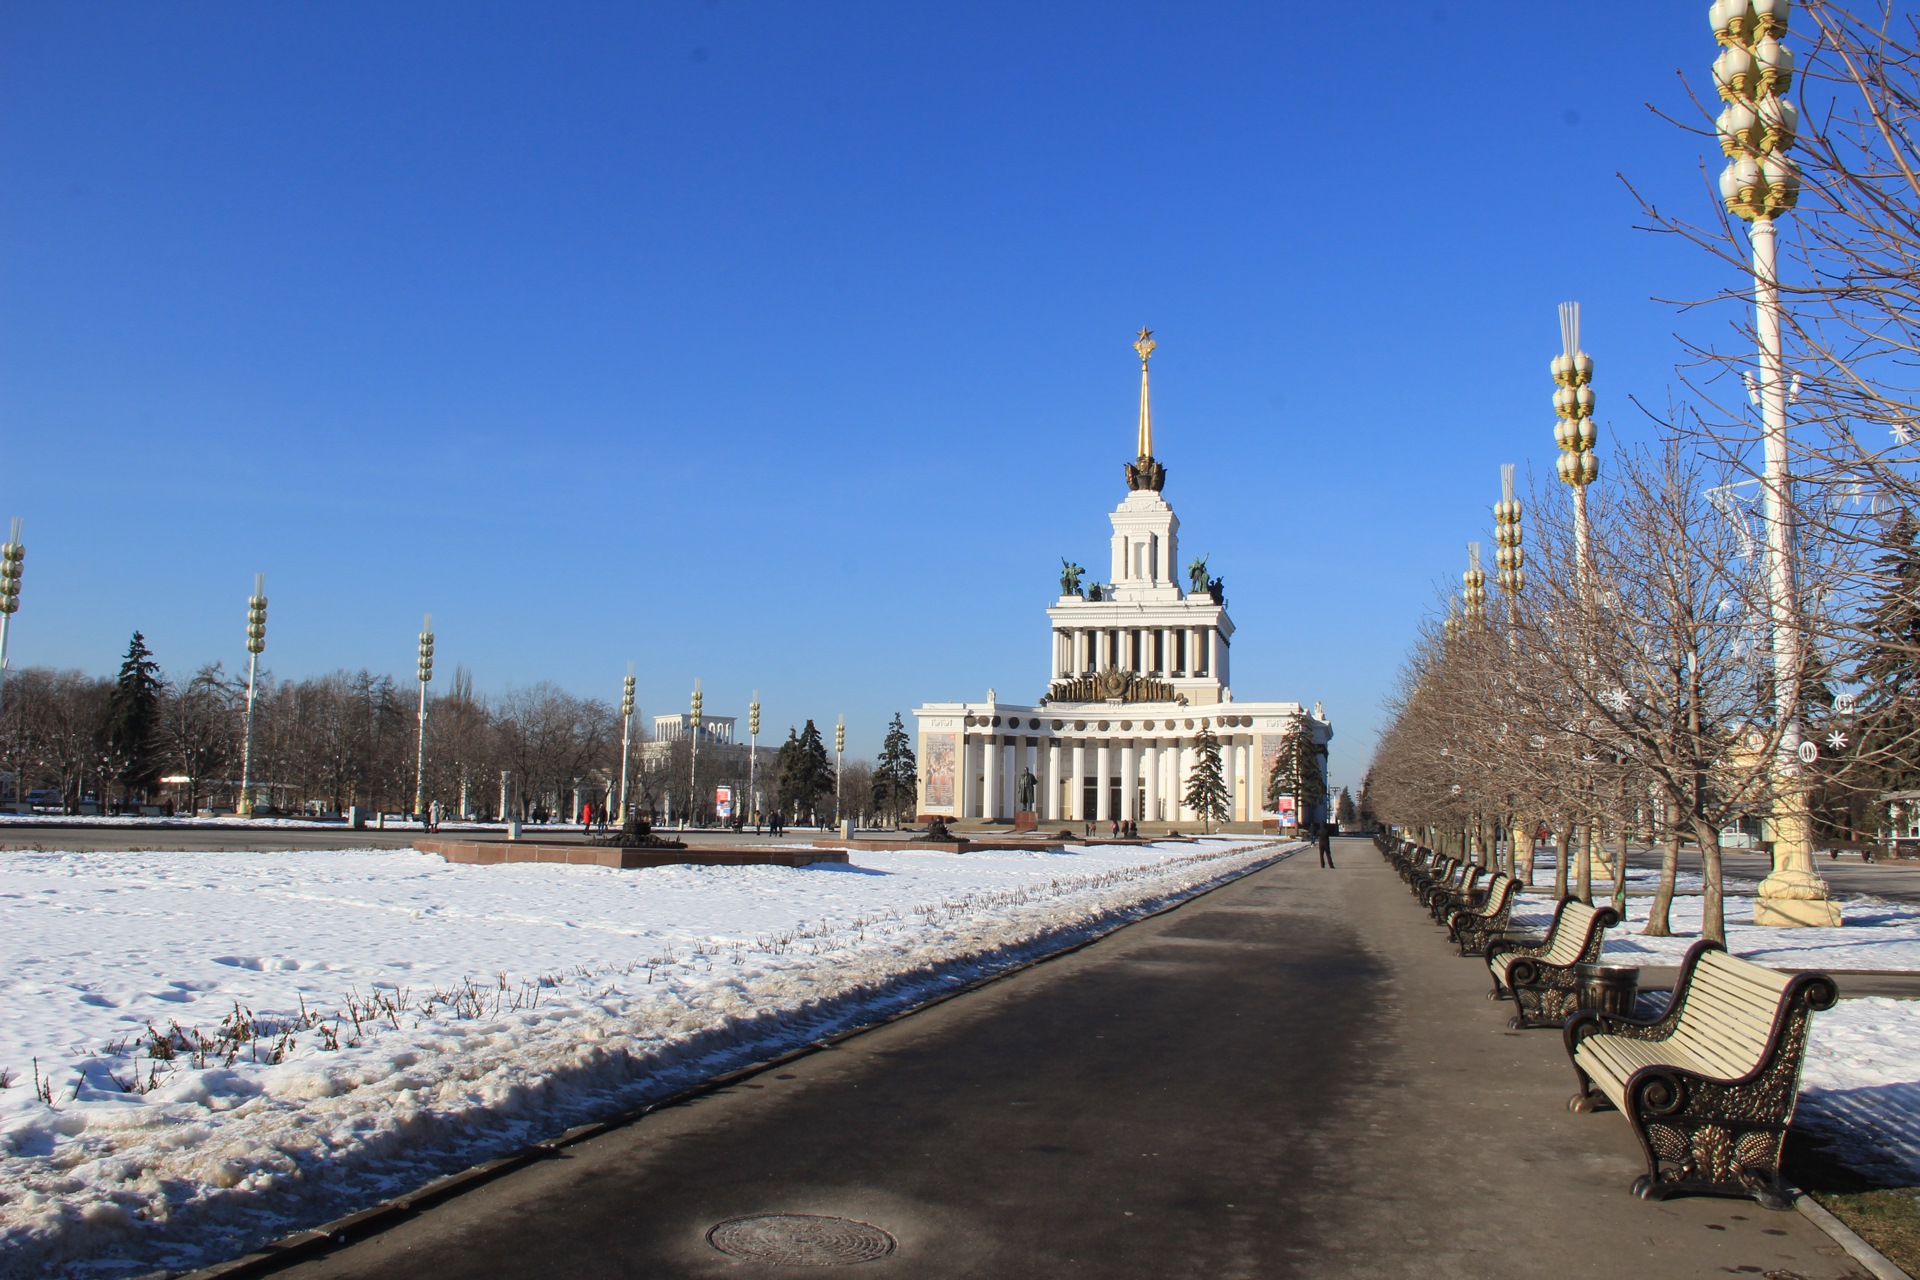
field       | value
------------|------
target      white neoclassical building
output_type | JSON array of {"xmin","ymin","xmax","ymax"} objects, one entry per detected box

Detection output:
[{"xmin": 913, "ymin": 331, "xmax": 1332, "ymax": 827}]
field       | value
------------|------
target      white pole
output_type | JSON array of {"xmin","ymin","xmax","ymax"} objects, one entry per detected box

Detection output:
[
  {"xmin": 239, "ymin": 648, "xmax": 259, "ymax": 814},
  {"xmin": 1751, "ymin": 216, "xmax": 1833, "ymax": 920}
]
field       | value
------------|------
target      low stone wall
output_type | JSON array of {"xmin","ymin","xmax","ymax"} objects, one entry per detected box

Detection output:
[{"xmin": 414, "ymin": 838, "xmax": 849, "ymax": 870}]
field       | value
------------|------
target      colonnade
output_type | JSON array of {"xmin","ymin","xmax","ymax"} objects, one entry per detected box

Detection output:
[
  {"xmin": 1051, "ymin": 626, "xmax": 1225, "ymax": 682},
  {"xmin": 957, "ymin": 731, "xmax": 1260, "ymax": 825}
]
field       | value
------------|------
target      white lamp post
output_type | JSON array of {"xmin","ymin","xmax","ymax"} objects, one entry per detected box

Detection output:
[
  {"xmin": 1552, "ymin": 302, "xmax": 1600, "ymax": 575},
  {"xmin": 1709, "ymin": 0, "xmax": 1839, "ymax": 926},
  {"xmin": 237, "ymin": 574, "xmax": 266, "ymax": 817},
  {"xmin": 0, "ymin": 519, "xmax": 25, "ymax": 719},
  {"xmin": 835, "ymin": 715, "xmax": 846, "ymax": 826},
  {"xmin": 618, "ymin": 664, "xmax": 635, "ymax": 819},
  {"xmin": 748, "ymin": 691, "xmax": 761, "ymax": 827},
  {"xmin": 689, "ymin": 678, "xmax": 703, "ymax": 826},
  {"xmin": 414, "ymin": 614, "xmax": 434, "ymax": 819}
]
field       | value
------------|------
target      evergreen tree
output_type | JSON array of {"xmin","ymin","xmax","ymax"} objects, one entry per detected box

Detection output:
[
  {"xmin": 102, "ymin": 631, "xmax": 165, "ymax": 805},
  {"xmin": 871, "ymin": 713, "xmax": 917, "ymax": 825},
  {"xmin": 1264, "ymin": 719, "xmax": 1326, "ymax": 827},
  {"xmin": 1853, "ymin": 510, "xmax": 1920, "ymax": 792},
  {"xmin": 1184, "ymin": 725, "xmax": 1230, "ymax": 832},
  {"xmin": 1335, "ymin": 787, "xmax": 1357, "ymax": 828},
  {"xmin": 777, "ymin": 720, "xmax": 835, "ymax": 823}
]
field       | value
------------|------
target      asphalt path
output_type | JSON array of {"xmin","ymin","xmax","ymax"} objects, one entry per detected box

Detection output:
[{"xmin": 251, "ymin": 838, "xmax": 1859, "ymax": 1280}]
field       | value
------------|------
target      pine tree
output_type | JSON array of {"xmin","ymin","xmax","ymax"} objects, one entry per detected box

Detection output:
[
  {"xmin": 1264, "ymin": 719, "xmax": 1325, "ymax": 827},
  {"xmin": 102, "ymin": 631, "xmax": 165, "ymax": 806},
  {"xmin": 871, "ymin": 713, "xmax": 917, "ymax": 825},
  {"xmin": 777, "ymin": 720, "xmax": 835, "ymax": 823},
  {"xmin": 1335, "ymin": 787, "xmax": 1356, "ymax": 828},
  {"xmin": 1854, "ymin": 510, "xmax": 1920, "ymax": 793},
  {"xmin": 1184, "ymin": 725, "xmax": 1230, "ymax": 832}
]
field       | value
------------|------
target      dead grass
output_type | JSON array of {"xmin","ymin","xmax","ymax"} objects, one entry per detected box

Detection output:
[{"xmin": 1813, "ymin": 1189, "xmax": 1920, "ymax": 1276}]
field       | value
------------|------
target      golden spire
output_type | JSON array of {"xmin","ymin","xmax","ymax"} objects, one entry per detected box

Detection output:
[{"xmin": 1134, "ymin": 327, "xmax": 1156, "ymax": 459}]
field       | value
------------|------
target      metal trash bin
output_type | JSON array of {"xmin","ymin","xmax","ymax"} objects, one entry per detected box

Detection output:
[{"xmin": 1572, "ymin": 963, "xmax": 1641, "ymax": 1017}]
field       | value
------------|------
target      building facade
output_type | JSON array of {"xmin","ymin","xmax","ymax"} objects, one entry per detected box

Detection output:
[{"xmin": 913, "ymin": 331, "xmax": 1332, "ymax": 826}]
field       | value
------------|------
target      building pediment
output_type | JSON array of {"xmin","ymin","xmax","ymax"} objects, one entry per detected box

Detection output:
[{"xmin": 1042, "ymin": 668, "xmax": 1188, "ymax": 706}]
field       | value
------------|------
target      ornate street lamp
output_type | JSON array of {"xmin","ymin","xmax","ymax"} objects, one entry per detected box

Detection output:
[
  {"xmin": 748, "ymin": 691, "xmax": 761, "ymax": 825},
  {"xmin": 689, "ymin": 678, "xmax": 703, "ymax": 826},
  {"xmin": 237, "ymin": 574, "xmax": 266, "ymax": 817},
  {"xmin": 414, "ymin": 614, "xmax": 434, "ymax": 819},
  {"xmin": 1495, "ymin": 464, "xmax": 1525, "ymax": 607},
  {"xmin": 1710, "ymin": 0, "xmax": 1837, "ymax": 926},
  {"xmin": 1553, "ymin": 302, "xmax": 1600, "ymax": 572},
  {"xmin": 0, "ymin": 518, "xmax": 25, "ymax": 718},
  {"xmin": 835, "ymin": 715, "xmax": 846, "ymax": 825},
  {"xmin": 1463, "ymin": 543, "xmax": 1487, "ymax": 624},
  {"xmin": 618, "ymin": 665, "xmax": 636, "ymax": 820}
]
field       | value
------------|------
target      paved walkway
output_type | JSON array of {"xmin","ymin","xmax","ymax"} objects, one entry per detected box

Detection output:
[{"xmin": 259, "ymin": 838, "xmax": 1864, "ymax": 1280}]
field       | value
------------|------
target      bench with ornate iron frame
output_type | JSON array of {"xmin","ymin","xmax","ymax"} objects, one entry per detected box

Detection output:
[
  {"xmin": 1562, "ymin": 939, "xmax": 1837, "ymax": 1208},
  {"xmin": 1485, "ymin": 897, "xmax": 1620, "ymax": 1028},
  {"xmin": 1446, "ymin": 872, "xmax": 1517, "ymax": 955},
  {"xmin": 1424, "ymin": 862, "xmax": 1484, "ymax": 922}
]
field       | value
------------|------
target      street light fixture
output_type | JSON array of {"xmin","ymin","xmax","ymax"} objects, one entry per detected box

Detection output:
[
  {"xmin": 689, "ymin": 678, "xmax": 703, "ymax": 826},
  {"xmin": 1495, "ymin": 464, "xmax": 1525, "ymax": 605},
  {"xmin": 0, "ymin": 518, "xmax": 25, "ymax": 718},
  {"xmin": 1462, "ymin": 543, "xmax": 1487, "ymax": 624},
  {"xmin": 414, "ymin": 614, "xmax": 434, "ymax": 819},
  {"xmin": 1553, "ymin": 302, "xmax": 1599, "ymax": 573},
  {"xmin": 237, "ymin": 574, "xmax": 266, "ymax": 817},
  {"xmin": 619, "ymin": 664, "xmax": 635, "ymax": 820},
  {"xmin": 835, "ymin": 715, "xmax": 846, "ymax": 826},
  {"xmin": 1710, "ymin": 0, "xmax": 1837, "ymax": 926},
  {"xmin": 748, "ymin": 691, "xmax": 761, "ymax": 826}
]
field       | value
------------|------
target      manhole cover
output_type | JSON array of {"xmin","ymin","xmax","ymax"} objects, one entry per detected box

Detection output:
[{"xmin": 706, "ymin": 1214, "xmax": 897, "ymax": 1266}]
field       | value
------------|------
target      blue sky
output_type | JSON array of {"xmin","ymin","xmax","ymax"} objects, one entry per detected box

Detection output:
[{"xmin": 1, "ymin": 3, "xmax": 1744, "ymax": 787}]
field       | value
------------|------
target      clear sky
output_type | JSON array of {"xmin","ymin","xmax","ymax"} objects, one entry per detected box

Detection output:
[{"xmin": 1, "ymin": 2, "xmax": 1744, "ymax": 788}]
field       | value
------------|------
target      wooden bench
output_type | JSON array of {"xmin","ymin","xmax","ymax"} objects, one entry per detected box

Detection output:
[
  {"xmin": 1563, "ymin": 940, "xmax": 1837, "ymax": 1207},
  {"xmin": 1446, "ymin": 872, "xmax": 1517, "ymax": 956},
  {"xmin": 1423, "ymin": 863, "xmax": 1483, "ymax": 921},
  {"xmin": 1410, "ymin": 854, "xmax": 1462, "ymax": 901},
  {"xmin": 1484, "ymin": 897, "xmax": 1620, "ymax": 1028}
]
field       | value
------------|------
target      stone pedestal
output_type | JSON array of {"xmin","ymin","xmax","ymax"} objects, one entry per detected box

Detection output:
[
  {"xmin": 1754, "ymin": 894, "xmax": 1844, "ymax": 927},
  {"xmin": 1013, "ymin": 811, "xmax": 1038, "ymax": 832},
  {"xmin": 1754, "ymin": 805, "xmax": 1843, "ymax": 927}
]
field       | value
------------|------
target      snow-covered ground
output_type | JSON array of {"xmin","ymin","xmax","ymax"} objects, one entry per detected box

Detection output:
[
  {"xmin": 1510, "ymin": 859, "xmax": 1920, "ymax": 1186},
  {"xmin": 0, "ymin": 837, "xmax": 1294, "ymax": 1279}
]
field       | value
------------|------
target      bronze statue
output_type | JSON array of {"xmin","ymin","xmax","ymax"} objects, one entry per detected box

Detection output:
[
  {"xmin": 1018, "ymin": 768, "xmax": 1039, "ymax": 811},
  {"xmin": 1059, "ymin": 559, "xmax": 1085, "ymax": 596}
]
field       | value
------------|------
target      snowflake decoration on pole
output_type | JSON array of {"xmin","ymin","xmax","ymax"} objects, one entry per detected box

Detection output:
[
  {"xmin": 1599, "ymin": 687, "xmax": 1631, "ymax": 713},
  {"xmin": 1826, "ymin": 731, "xmax": 1849, "ymax": 752}
]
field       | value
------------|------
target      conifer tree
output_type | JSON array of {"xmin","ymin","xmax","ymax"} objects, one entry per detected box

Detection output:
[
  {"xmin": 1184, "ymin": 725, "xmax": 1230, "ymax": 832},
  {"xmin": 102, "ymin": 631, "xmax": 165, "ymax": 806},
  {"xmin": 778, "ymin": 720, "xmax": 835, "ymax": 823},
  {"xmin": 1264, "ymin": 718, "xmax": 1326, "ymax": 827},
  {"xmin": 1853, "ymin": 510, "xmax": 1920, "ymax": 794},
  {"xmin": 871, "ymin": 713, "xmax": 917, "ymax": 825}
]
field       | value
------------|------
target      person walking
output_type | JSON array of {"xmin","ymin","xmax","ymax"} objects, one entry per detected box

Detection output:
[{"xmin": 1317, "ymin": 820, "xmax": 1336, "ymax": 868}]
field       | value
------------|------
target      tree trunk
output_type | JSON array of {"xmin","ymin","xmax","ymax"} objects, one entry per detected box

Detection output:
[
  {"xmin": 1574, "ymin": 820, "xmax": 1593, "ymax": 904},
  {"xmin": 1611, "ymin": 827, "xmax": 1630, "ymax": 919},
  {"xmin": 1644, "ymin": 833, "xmax": 1680, "ymax": 936},
  {"xmin": 1690, "ymin": 817, "xmax": 1727, "ymax": 943},
  {"xmin": 1553, "ymin": 823, "xmax": 1572, "ymax": 900}
]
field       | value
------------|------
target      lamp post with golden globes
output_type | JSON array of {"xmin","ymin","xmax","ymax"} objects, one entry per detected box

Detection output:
[
  {"xmin": 688, "ymin": 678, "xmax": 703, "ymax": 826},
  {"xmin": 618, "ymin": 665, "xmax": 635, "ymax": 820},
  {"xmin": 835, "ymin": 715, "xmax": 846, "ymax": 827},
  {"xmin": 237, "ymin": 575, "xmax": 267, "ymax": 817},
  {"xmin": 1710, "ymin": 0, "xmax": 1839, "ymax": 925},
  {"xmin": 1494, "ymin": 465, "xmax": 1534, "ymax": 881},
  {"xmin": 0, "ymin": 519, "xmax": 25, "ymax": 719},
  {"xmin": 413, "ymin": 615, "xmax": 434, "ymax": 820},
  {"xmin": 748, "ymin": 692, "xmax": 761, "ymax": 827},
  {"xmin": 1552, "ymin": 302, "xmax": 1599, "ymax": 573}
]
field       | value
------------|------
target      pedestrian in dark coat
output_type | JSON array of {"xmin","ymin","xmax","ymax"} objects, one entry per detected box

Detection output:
[{"xmin": 1318, "ymin": 820, "xmax": 1335, "ymax": 868}]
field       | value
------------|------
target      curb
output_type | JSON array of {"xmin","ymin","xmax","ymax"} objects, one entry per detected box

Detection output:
[
  {"xmin": 158, "ymin": 840, "xmax": 1302, "ymax": 1280},
  {"xmin": 1795, "ymin": 1190, "xmax": 1917, "ymax": 1280}
]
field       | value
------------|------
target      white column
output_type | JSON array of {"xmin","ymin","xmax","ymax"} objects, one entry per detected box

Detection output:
[
  {"xmin": 1046, "ymin": 740, "xmax": 1063, "ymax": 821},
  {"xmin": 1095, "ymin": 743, "xmax": 1112, "ymax": 822},
  {"xmin": 1178, "ymin": 741, "xmax": 1195, "ymax": 820},
  {"xmin": 990, "ymin": 736, "xmax": 1006, "ymax": 825},
  {"xmin": 1136, "ymin": 740, "xmax": 1152, "ymax": 821},
  {"xmin": 960, "ymin": 736, "xmax": 977, "ymax": 818},
  {"xmin": 1120, "ymin": 742, "xmax": 1138, "ymax": 821},
  {"xmin": 1070, "ymin": 742, "xmax": 1087, "ymax": 821},
  {"xmin": 1233, "ymin": 740, "xmax": 1248, "ymax": 822},
  {"xmin": 1208, "ymin": 629, "xmax": 1221, "ymax": 679},
  {"xmin": 1189, "ymin": 628, "xmax": 1202, "ymax": 675},
  {"xmin": 1219, "ymin": 635, "xmax": 1230, "ymax": 689}
]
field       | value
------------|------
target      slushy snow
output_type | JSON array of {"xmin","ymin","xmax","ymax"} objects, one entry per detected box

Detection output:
[{"xmin": 0, "ymin": 837, "xmax": 1293, "ymax": 1278}]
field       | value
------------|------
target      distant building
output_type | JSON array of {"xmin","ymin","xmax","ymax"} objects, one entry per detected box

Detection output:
[{"xmin": 913, "ymin": 332, "xmax": 1332, "ymax": 826}]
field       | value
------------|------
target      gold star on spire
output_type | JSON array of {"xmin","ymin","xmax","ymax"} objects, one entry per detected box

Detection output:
[{"xmin": 1134, "ymin": 328, "xmax": 1155, "ymax": 459}]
